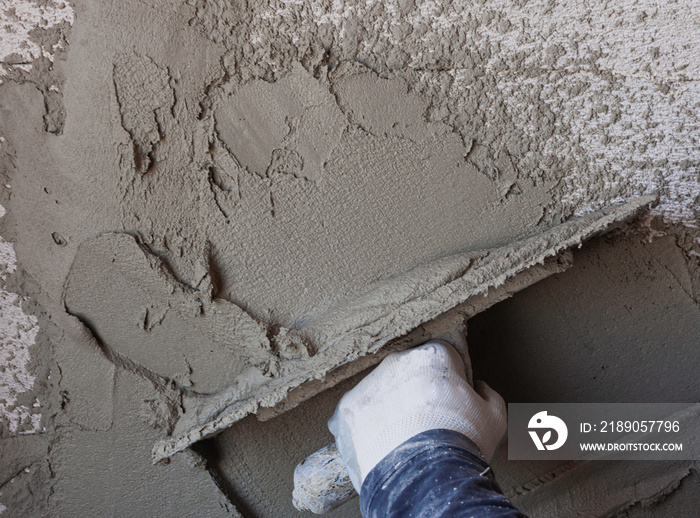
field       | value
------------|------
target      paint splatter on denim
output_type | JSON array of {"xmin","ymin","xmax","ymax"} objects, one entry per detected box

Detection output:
[{"xmin": 360, "ymin": 429, "xmax": 526, "ymax": 518}]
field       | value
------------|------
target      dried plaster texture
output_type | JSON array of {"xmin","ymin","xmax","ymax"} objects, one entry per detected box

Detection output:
[
  {"xmin": 0, "ymin": 0, "xmax": 72, "ymax": 75},
  {"xmin": 0, "ymin": 0, "xmax": 699, "ymax": 516},
  {"xmin": 188, "ymin": 0, "xmax": 700, "ymax": 225},
  {"xmin": 0, "ymin": 206, "xmax": 41, "ymax": 438}
]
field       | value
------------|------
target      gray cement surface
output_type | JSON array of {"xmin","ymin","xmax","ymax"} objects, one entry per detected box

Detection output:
[{"xmin": 1, "ymin": 0, "xmax": 699, "ymax": 516}]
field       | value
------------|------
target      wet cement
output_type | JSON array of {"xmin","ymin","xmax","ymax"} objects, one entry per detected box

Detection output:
[
  {"xmin": 1, "ymin": 0, "xmax": 699, "ymax": 516},
  {"xmin": 201, "ymin": 225, "xmax": 700, "ymax": 518}
]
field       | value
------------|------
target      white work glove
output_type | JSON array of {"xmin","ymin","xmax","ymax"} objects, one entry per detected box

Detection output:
[{"xmin": 328, "ymin": 341, "xmax": 507, "ymax": 492}]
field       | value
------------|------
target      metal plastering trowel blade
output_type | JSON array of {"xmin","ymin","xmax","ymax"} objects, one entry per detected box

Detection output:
[{"xmin": 153, "ymin": 195, "xmax": 657, "ymax": 469}]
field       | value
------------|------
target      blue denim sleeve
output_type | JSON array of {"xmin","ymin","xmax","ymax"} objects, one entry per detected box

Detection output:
[{"xmin": 360, "ymin": 429, "xmax": 526, "ymax": 518}]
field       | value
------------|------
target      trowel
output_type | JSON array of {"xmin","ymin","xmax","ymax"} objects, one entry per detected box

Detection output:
[
  {"xmin": 288, "ymin": 196, "xmax": 661, "ymax": 513},
  {"xmin": 149, "ymin": 195, "xmax": 657, "ymax": 512}
]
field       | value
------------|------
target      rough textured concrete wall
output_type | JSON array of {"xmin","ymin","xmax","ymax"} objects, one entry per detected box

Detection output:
[{"xmin": 0, "ymin": 0, "xmax": 698, "ymax": 516}]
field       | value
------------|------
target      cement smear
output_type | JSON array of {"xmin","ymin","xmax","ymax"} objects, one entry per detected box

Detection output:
[
  {"xmin": 0, "ymin": 0, "xmax": 699, "ymax": 516},
  {"xmin": 206, "ymin": 224, "xmax": 700, "ymax": 518}
]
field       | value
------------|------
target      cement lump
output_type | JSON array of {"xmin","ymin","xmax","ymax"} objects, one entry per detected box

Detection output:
[
  {"xmin": 215, "ymin": 62, "xmax": 346, "ymax": 182},
  {"xmin": 113, "ymin": 53, "xmax": 176, "ymax": 174},
  {"xmin": 64, "ymin": 232, "xmax": 274, "ymax": 394}
]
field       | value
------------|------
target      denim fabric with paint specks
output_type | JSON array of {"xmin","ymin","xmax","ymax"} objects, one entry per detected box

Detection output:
[{"xmin": 360, "ymin": 429, "xmax": 527, "ymax": 518}]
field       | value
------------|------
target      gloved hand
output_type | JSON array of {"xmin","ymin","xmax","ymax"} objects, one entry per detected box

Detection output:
[{"xmin": 328, "ymin": 341, "xmax": 507, "ymax": 492}]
